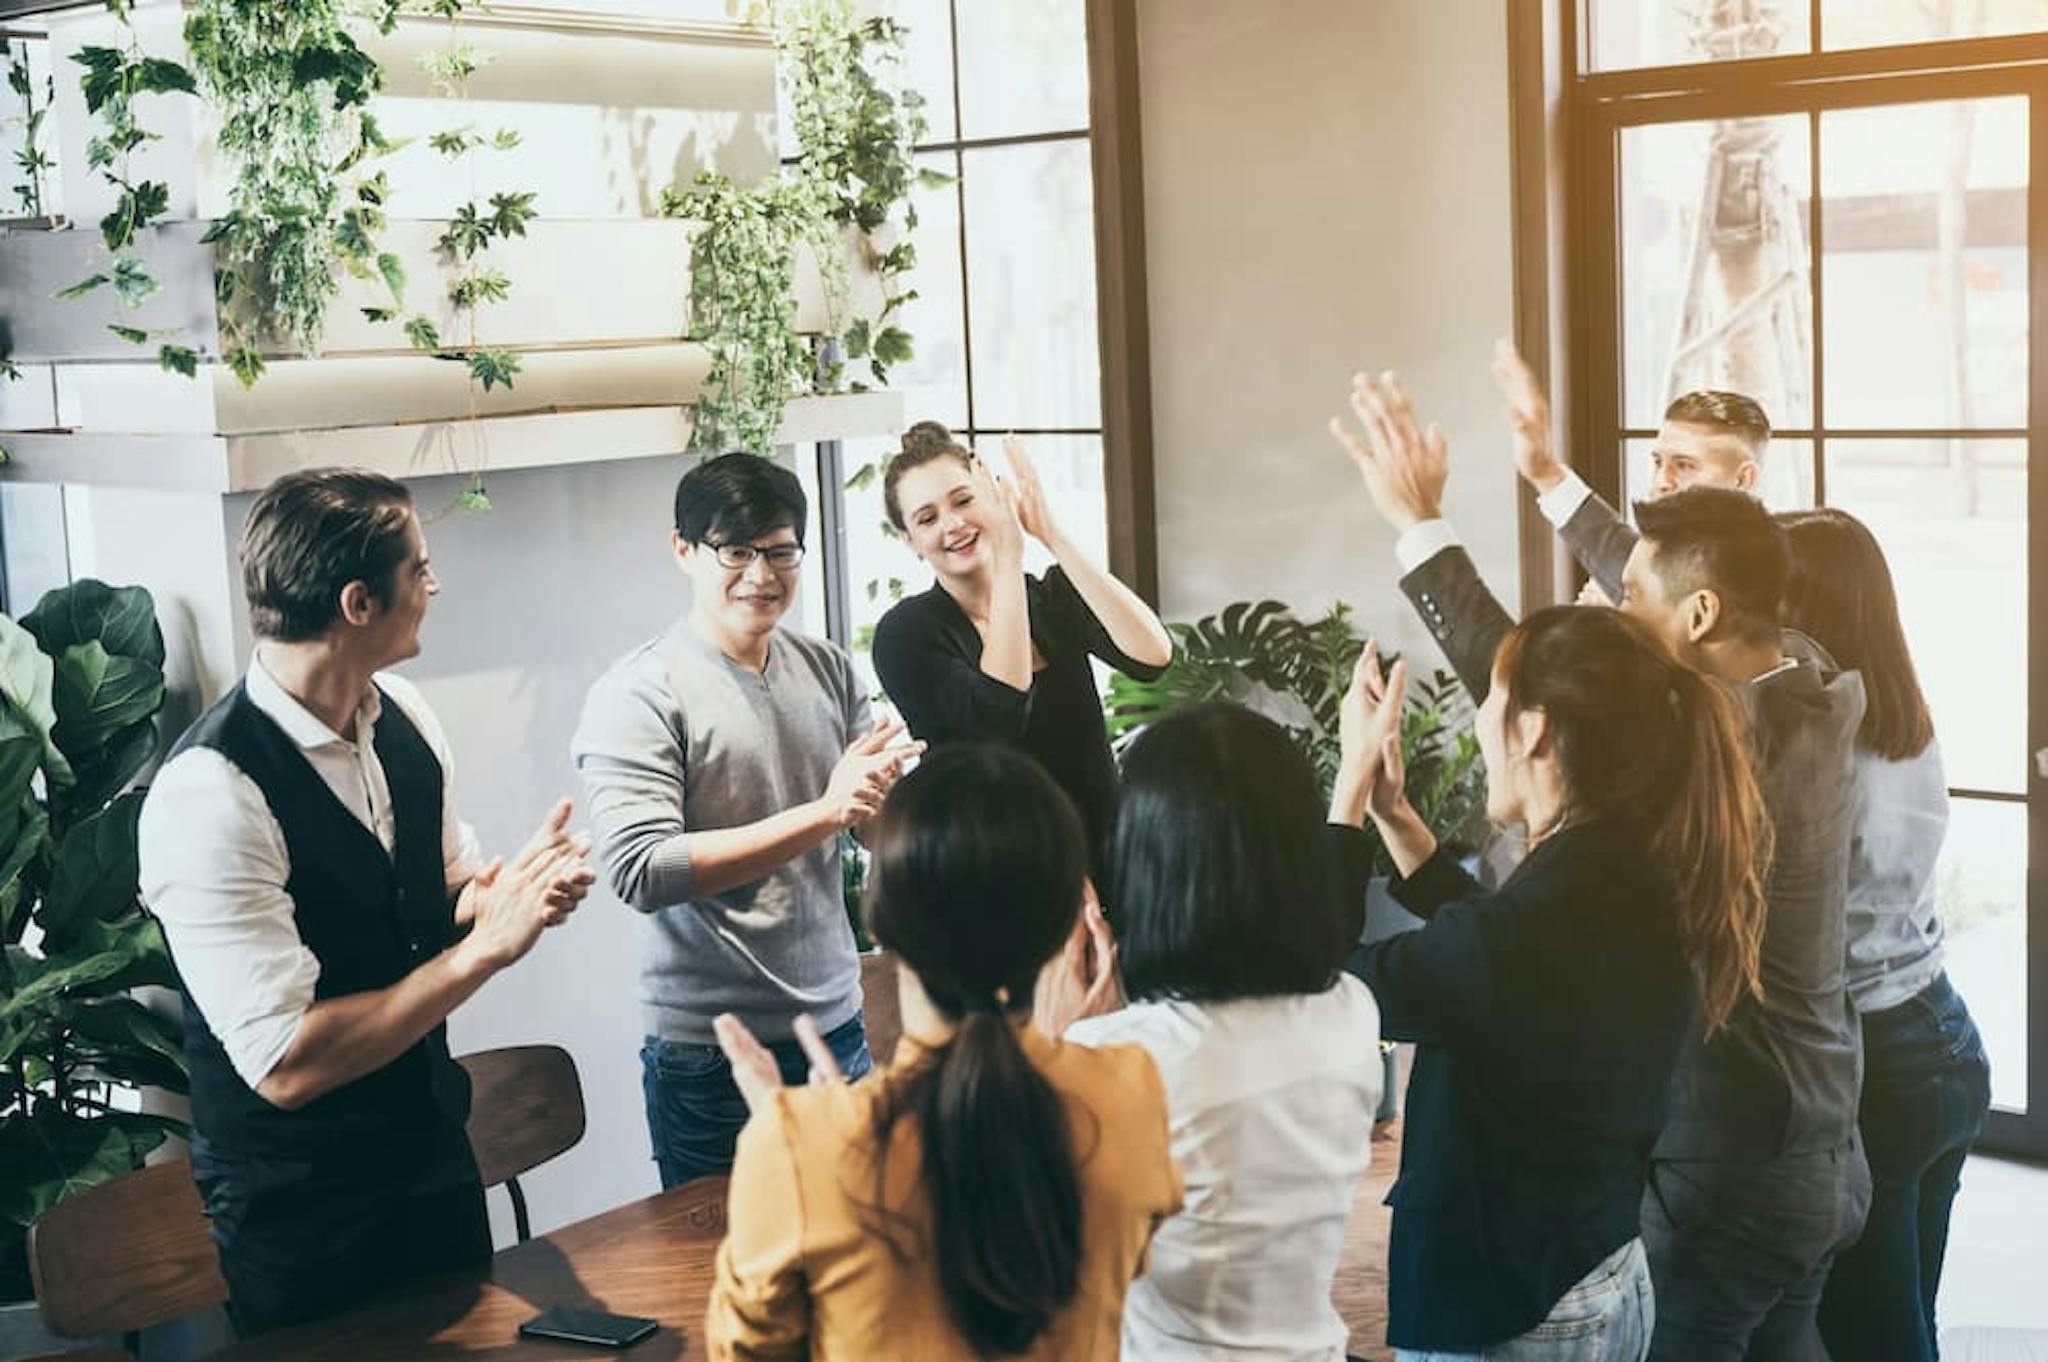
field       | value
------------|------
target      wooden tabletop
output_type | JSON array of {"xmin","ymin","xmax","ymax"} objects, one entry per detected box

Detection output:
[{"xmin": 206, "ymin": 1177, "xmax": 729, "ymax": 1362}]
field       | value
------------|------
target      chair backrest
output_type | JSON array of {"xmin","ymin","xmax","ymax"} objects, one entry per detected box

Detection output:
[
  {"xmin": 27, "ymin": 1160, "xmax": 227, "ymax": 1339},
  {"xmin": 859, "ymin": 949, "xmax": 902, "ymax": 1067},
  {"xmin": 458, "ymin": 1043, "xmax": 586, "ymax": 1187}
]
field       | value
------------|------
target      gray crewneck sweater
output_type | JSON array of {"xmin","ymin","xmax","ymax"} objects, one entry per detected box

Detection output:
[{"xmin": 571, "ymin": 620, "xmax": 869, "ymax": 1044}]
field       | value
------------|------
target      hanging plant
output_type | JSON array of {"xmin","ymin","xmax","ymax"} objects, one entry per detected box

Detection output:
[
  {"xmin": 405, "ymin": 0, "xmax": 537, "ymax": 513},
  {"xmin": 5, "ymin": 38, "xmax": 56, "ymax": 219},
  {"xmin": 665, "ymin": 170, "xmax": 839, "ymax": 458},
  {"xmin": 60, "ymin": 0, "xmax": 198, "ymax": 378},
  {"xmin": 185, "ymin": 0, "xmax": 409, "ymax": 388}
]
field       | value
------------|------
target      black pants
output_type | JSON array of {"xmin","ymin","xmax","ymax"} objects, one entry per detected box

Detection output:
[
  {"xmin": 1643, "ymin": 1140, "xmax": 1871, "ymax": 1362},
  {"xmin": 196, "ymin": 1153, "xmax": 492, "ymax": 1337},
  {"xmin": 1818, "ymin": 973, "xmax": 1992, "ymax": 1362}
]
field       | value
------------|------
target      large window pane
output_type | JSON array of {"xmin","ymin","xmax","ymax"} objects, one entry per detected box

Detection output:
[
  {"xmin": 1939, "ymin": 797, "xmax": 2028, "ymax": 1113},
  {"xmin": 887, "ymin": 151, "xmax": 969, "ymax": 430},
  {"xmin": 1622, "ymin": 116, "xmax": 1813, "ymax": 430},
  {"xmin": 962, "ymin": 139, "xmax": 1101, "ymax": 430},
  {"xmin": 956, "ymin": 0, "xmax": 1090, "ymax": 139},
  {"xmin": 878, "ymin": 0, "xmax": 957, "ymax": 143},
  {"xmin": 1825, "ymin": 439, "xmax": 2026, "ymax": 794},
  {"xmin": 1820, "ymin": 98, "xmax": 2027, "ymax": 430},
  {"xmin": 1623, "ymin": 437, "xmax": 1814, "ymax": 510},
  {"xmin": 1822, "ymin": 0, "xmax": 2048, "ymax": 53},
  {"xmin": 1590, "ymin": 0, "xmax": 1812, "ymax": 73}
]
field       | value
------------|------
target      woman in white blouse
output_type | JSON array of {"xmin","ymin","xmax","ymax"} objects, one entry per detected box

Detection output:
[{"xmin": 1058, "ymin": 701, "xmax": 1381, "ymax": 1362}]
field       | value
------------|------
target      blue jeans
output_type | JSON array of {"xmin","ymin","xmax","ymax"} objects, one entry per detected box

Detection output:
[
  {"xmin": 1818, "ymin": 971, "xmax": 1991, "ymax": 1362},
  {"xmin": 640, "ymin": 1012, "xmax": 873, "ymax": 1188},
  {"xmin": 1398, "ymin": 1238, "xmax": 1654, "ymax": 1361}
]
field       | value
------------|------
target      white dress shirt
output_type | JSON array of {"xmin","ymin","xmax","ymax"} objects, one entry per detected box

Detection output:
[
  {"xmin": 138, "ymin": 657, "xmax": 481, "ymax": 1090},
  {"xmin": 1067, "ymin": 978, "xmax": 1382, "ymax": 1361}
]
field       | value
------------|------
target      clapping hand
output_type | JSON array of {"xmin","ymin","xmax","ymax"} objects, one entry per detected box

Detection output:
[
  {"xmin": 714, "ymin": 1012, "xmax": 846, "ymax": 1116},
  {"xmin": 1002, "ymin": 436, "xmax": 1064, "ymax": 552},
  {"xmin": 970, "ymin": 454, "xmax": 1027, "ymax": 569},
  {"xmin": 456, "ymin": 798, "xmax": 595, "ymax": 973},
  {"xmin": 1333, "ymin": 640, "xmax": 1408, "ymax": 827},
  {"xmin": 821, "ymin": 719, "xmax": 926, "ymax": 829},
  {"xmin": 1491, "ymin": 339, "xmax": 1567, "ymax": 494},
  {"xmin": 1327, "ymin": 371, "xmax": 1449, "ymax": 533}
]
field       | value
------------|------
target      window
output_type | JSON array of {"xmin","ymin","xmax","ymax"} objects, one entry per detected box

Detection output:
[{"xmin": 1558, "ymin": 1, "xmax": 2048, "ymax": 1156}]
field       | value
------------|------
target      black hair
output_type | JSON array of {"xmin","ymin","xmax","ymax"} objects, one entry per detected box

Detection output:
[
  {"xmin": 673, "ymin": 452, "xmax": 807, "ymax": 546},
  {"xmin": 240, "ymin": 468, "xmax": 415, "ymax": 642},
  {"xmin": 1109, "ymin": 703, "xmax": 1349, "ymax": 1003},
  {"xmin": 861, "ymin": 744, "xmax": 1089, "ymax": 1356},
  {"xmin": 1633, "ymin": 486, "xmax": 1789, "ymax": 647}
]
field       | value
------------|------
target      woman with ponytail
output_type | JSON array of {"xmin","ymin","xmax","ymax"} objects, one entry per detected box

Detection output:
[
  {"xmin": 703, "ymin": 744, "xmax": 1182, "ymax": 1361},
  {"xmin": 871, "ymin": 422, "xmax": 1173, "ymax": 872},
  {"xmin": 1340, "ymin": 606, "xmax": 1771, "ymax": 1361}
]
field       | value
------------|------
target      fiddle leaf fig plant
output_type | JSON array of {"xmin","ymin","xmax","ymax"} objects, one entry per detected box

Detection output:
[{"xmin": 0, "ymin": 579, "xmax": 182, "ymax": 1306}]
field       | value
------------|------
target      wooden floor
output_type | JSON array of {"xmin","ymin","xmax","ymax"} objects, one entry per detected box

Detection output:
[{"xmin": 1333, "ymin": 1121, "xmax": 1399, "ymax": 1361}]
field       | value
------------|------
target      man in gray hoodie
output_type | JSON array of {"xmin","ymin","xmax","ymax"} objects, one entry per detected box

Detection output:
[
  {"xmin": 1332, "ymin": 372, "xmax": 1869, "ymax": 1361},
  {"xmin": 573, "ymin": 453, "xmax": 920, "ymax": 1187}
]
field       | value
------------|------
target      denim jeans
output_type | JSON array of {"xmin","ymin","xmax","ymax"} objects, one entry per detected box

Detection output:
[
  {"xmin": 1397, "ymin": 1238, "xmax": 1654, "ymax": 1362},
  {"xmin": 1817, "ymin": 972, "xmax": 1991, "ymax": 1362},
  {"xmin": 640, "ymin": 1012, "xmax": 873, "ymax": 1188},
  {"xmin": 1642, "ymin": 1140, "xmax": 1871, "ymax": 1362}
]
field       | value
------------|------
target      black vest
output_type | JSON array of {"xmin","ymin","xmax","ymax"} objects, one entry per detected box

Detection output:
[{"xmin": 165, "ymin": 681, "xmax": 475, "ymax": 1172}]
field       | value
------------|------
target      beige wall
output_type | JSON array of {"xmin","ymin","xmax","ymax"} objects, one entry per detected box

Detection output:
[{"xmin": 1139, "ymin": 0, "xmax": 1521, "ymax": 658}]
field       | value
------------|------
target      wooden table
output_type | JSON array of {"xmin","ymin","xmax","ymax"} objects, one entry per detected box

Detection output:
[{"xmin": 206, "ymin": 1178, "xmax": 729, "ymax": 1362}]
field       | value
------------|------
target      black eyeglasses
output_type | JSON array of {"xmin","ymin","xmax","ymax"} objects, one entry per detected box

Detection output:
[{"xmin": 701, "ymin": 540, "xmax": 806, "ymax": 571}]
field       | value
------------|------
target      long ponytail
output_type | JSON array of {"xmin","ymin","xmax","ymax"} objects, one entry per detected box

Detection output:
[
  {"xmin": 861, "ymin": 745, "xmax": 1090, "ymax": 1355},
  {"xmin": 1494, "ymin": 607, "xmax": 1772, "ymax": 1036}
]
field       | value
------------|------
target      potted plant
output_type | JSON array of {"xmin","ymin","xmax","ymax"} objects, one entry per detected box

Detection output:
[{"xmin": 0, "ymin": 579, "xmax": 183, "ymax": 1348}]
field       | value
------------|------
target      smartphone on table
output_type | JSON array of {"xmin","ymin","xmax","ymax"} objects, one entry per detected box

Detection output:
[{"xmin": 517, "ymin": 1305, "xmax": 661, "ymax": 1349}]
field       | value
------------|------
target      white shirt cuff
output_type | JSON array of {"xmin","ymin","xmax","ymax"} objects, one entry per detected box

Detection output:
[
  {"xmin": 1537, "ymin": 469, "xmax": 1595, "ymax": 528},
  {"xmin": 1395, "ymin": 519, "xmax": 1463, "ymax": 575}
]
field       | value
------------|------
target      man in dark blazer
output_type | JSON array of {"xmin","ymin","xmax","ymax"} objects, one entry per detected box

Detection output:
[{"xmin": 1330, "ymin": 370, "xmax": 1869, "ymax": 1361}]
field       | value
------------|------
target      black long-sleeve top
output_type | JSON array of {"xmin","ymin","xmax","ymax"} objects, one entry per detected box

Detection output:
[
  {"xmin": 1338, "ymin": 818, "xmax": 1695, "ymax": 1352},
  {"xmin": 871, "ymin": 566, "xmax": 1167, "ymax": 871}
]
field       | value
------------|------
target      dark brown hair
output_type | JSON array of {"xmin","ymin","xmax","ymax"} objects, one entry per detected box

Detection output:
[
  {"xmin": 861, "ymin": 744, "xmax": 1088, "ymax": 1356},
  {"xmin": 1664, "ymin": 390, "xmax": 1771, "ymax": 454},
  {"xmin": 1494, "ymin": 606, "xmax": 1773, "ymax": 1035},
  {"xmin": 239, "ymin": 468, "xmax": 415, "ymax": 642},
  {"xmin": 1633, "ymin": 486, "xmax": 1790, "ymax": 647},
  {"xmin": 882, "ymin": 420, "xmax": 974, "ymax": 531},
  {"xmin": 1779, "ymin": 508, "xmax": 1933, "ymax": 761}
]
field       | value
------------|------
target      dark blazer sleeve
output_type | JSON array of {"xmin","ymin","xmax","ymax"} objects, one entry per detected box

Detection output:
[
  {"xmin": 1344, "ymin": 890, "xmax": 1499, "ymax": 1047},
  {"xmin": 872, "ymin": 596, "xmax": 1032, "ymax": 743},
  {"xmin": 1397, "ymin": 546, "xmax": 1515, "ymax": 702},
  {"xmin": 1559, "ymin": 492, "xmax": 1638, "ymax": 605},
  {"xmin": 1038, "ymin": 566, "xmax": 1170, "ymax": 682}
]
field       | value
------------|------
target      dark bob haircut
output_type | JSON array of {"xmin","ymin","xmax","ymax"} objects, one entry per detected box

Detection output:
[
  {"xmin": 1109, "ymin": 703, "xmax": 1349, "ymax": 1003},
  {"xmin": 674, "ymin": 452, "xmax": 807, "ymax": 547}
]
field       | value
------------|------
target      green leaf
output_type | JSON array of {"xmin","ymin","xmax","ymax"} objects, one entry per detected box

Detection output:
[
  {"xmin": 844, "ymin": 461, "xmax": 877, "ymax": 491},
  {"xmin": 376, "ymin": 252, "xmax": 407, "ymax": 301},
  {"xmin": 0, "ymin": 791, "xmax": 46, "ymax": 944},
  {"xmin": 110, "ymin": 256, "xmax": 157, "ymax": 308},
  {"xmin": 489, "ymin": 128, "xmax": 521, "ymax": 151},
  {"xmin": 39, "ymin": 793, "xmax": 143, "ymax": 952},
  {"xmin": 450, "ymin": 269, "xmax": 510, "ymax": 308},
  {"xmin": 486, "ymin": 190, "xmax": 537, "ymax": 239},
  {"xmin": 437, "ymin": 203, "xmax": 491, "ymax": 259},
  {"xmin": 404, "ymin": 316, "xmax": 441, "ymax": 351},
  {"xmin": 106, "ymin": 325, "xmax": 148, "ymax": 345},
  {"xmin": 842, "ymin": 317, "xmax": 871, "ymax": 358},
  {"xmin": 0, "ymin": 615, "xmax": 68, "ymax": 789},
  {"xmin": 133, "ymin": 56, "xmax": 195, "ymax": 97},
  {"xmin": 24, "ymin": 579, "xmax": 164, "ymax": 671},
  {"xmin": 466, "ymin": 349, "xmax": 520, "ymax": 392},
  {"xmin": 226, "ymin": 345, "xmax": 265, "ymax": 389},
  {"xmin": 55, "ymin": 273, "xmax": 109, "ymax": 300},
  {"xmin": 454, "ymin": 486, "xmax": 492, "ymax": 514},
  {"xmin": 0, "ymin": 917, "xmax": 172, "ymax": 1026},
  {"xmin": 46, "ymin": 643, "xmax": 164, "ymax": 792},
  {"xmin": 872, "ymin": 326, "xmax": 913, "ymax": 366},
  {"xmin": 157, "ymin": 344, "xmax": 198, "ymax": 378},
  {"xmin": 361, "ymin": 306, "xmax": 396, "ymax": 324},
  {"xmin": 72, "ymin": 46, "xmax": 124, "ymax": 114}
]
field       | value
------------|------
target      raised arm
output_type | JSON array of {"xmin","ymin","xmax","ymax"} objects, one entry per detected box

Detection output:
[
  {"xmin": 1003, "ymin": 437, "xmax": 1173, "ymax": 674},
  {"xmin": 1492, "ymin": 340, "xmax": 1635, "ymax": 602}
]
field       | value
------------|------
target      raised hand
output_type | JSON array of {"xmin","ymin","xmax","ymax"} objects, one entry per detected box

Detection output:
[
  {"xmin": 1333, "ymin": 641, "xmax": 1408, "ymax": 826},
  {"xmin": 458, "ymin": 799, "xmax": 594, "ymax": 973},
  {"xmin": 970, "ymin": 454, "xmax": 1026, "ymax": 570},
  {"xmin": 714, "ymin": 1013, "xmax": 847, "ymax": 1117},
  {"xmin": 1491, "ymin": 339, "xmax": 1566, "ymax": 493},
  {"xmin": 820, "ymin": 718, "xmax": 925, "ymax": 829},
  {"xmin": 1033, "ymin": 889, "xmax": 1123, "ymax": 1037},
  {"xmin": 1001, "ymin": 436, "xmax": 1063, "ymax": 551},
  {"xmin": 1327, "ymin": 370, "xmax": 1449, "ymax": 533}
]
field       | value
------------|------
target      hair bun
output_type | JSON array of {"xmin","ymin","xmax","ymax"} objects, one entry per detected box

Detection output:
[{"xmin": 901, "ymin": 420, "xmax": 960, "ymax": 459}]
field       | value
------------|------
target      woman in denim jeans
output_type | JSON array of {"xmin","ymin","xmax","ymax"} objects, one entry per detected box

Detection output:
[
  {"xmin": 1784, "ymin": 509, "xmax": 1994, "ymax": 1362},
  {"xmin": 1340, "ymin": 608, "xmax": 1773, "ymax": 1362}
]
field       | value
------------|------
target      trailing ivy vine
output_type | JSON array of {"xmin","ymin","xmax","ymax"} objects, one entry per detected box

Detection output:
[
  {"xmin": 5, "ymin": 39, "xmax": 55, "ymax": 218},
  {"xmin": 409, "ymin": 0, "xmax": 538, "ymax": 512},
  {"xmin": 185, "ymin": 0, "xmax": 410, "ymax": 388},
  {"xmin": 61, "ymin": 0, "xmax": 198, "ymax": 378},
  {"xmin": 675, "ymin": 0, "xmax": 932, "ymax": 457}
]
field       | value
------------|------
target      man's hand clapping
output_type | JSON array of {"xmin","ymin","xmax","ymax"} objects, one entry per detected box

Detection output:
[
  {"xmin": 820, "ymin": 719, "xmax": 925, "ymax": 830},
  {"xmin": 456, "ymin": 798, "xmax": 595, "ymax": 975}
]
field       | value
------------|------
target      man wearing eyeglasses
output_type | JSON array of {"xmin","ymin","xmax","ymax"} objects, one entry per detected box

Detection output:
[{"xmin": 573, "ymin": 452, "xmax": 922, "ymax": 1186}]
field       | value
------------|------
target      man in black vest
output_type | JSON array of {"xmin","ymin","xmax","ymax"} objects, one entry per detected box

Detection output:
[{"xmin": 139, "ymin": 468, "xmax": 595, "ymax": 1335}]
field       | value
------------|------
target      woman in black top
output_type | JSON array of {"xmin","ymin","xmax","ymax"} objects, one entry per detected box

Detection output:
[
  {"xmin": 871, "ymin": 422, "xmax": 1172, "ymax": 872},
  {"xmin": 1335, "ymin": 608, "xmax": 1771, "ymax": 1360}
]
